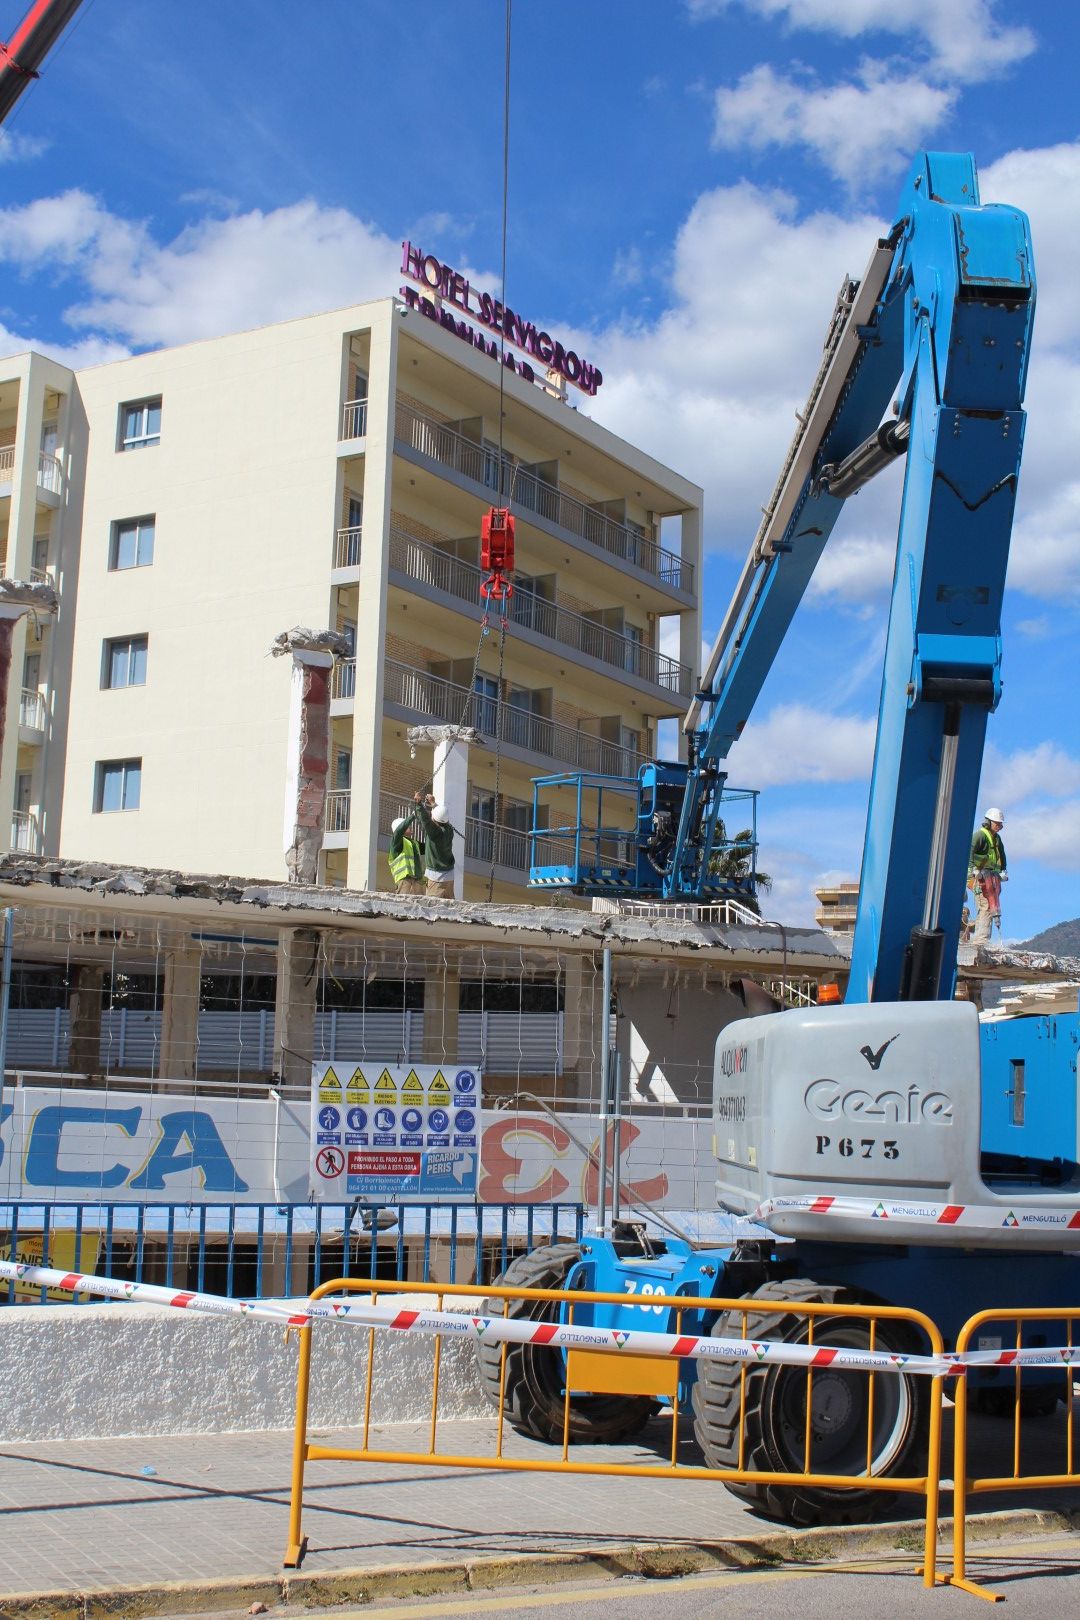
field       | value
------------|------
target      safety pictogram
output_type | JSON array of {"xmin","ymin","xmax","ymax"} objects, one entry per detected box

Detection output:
[
  {"xmin": 318, "ymin": 1065, "xmax": 343, "ymax": 1102},
  {"xmin": 315, "ymin": 1146, "xmax": 345, "ymax": 1178},
  {"xmin": 346, "ymin": 1066, "xmax": 369, "ymax": 1102},
  {"xmin": 427, "ymin": 1069, "xmax": 451, "ymax": 1101}
]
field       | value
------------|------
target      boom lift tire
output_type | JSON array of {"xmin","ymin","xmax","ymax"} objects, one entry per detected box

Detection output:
[
  {"xmin": 476, "ymin": 1242, "xmax": 658, "ymax": 1444},
  {"xmin": 691, "ymin": 1278, "xmax": 929, "ymax": 1527}
]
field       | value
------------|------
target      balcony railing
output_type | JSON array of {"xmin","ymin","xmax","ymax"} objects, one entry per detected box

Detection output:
[
  {"xmin": 383, "ymin": 660, "xmax": 646, "ymax": 777},
  {"xmin": 388, "ymin": 527, "xmax": 691, "ymax": 697},
  {"xmin": 378, "ymin": 791, "xmax": 529, "ymax": 873},
  {"xmin": 0, "ymin": 446, "xmax": 13, "ymax": 476},
  {"xmin": 37, "ymin": 452, "xmax": 62, "ymax": 495},
  {"xmin": 340, "ymin": 399, "xmax": 368, "ymax": 440},
  {"xmin": 332, "ymin": 658, "xmax": 356, "ymax": 700},
  {"xmin": 394, "ymin": 401, "xmax": 692, "ymax": 593},
  {"xmin": 10, "ymin": 810, "xmax": 38, "ymax": 852},
  {"xmin": 19, "ymin": 688, "xmax": 45, "ymax": 730},
  {"xmin": 334, "ymin": 525, "xmax": 361, "ymax": 569},
  {"xmin": 465, "ymin": 816, "xmax": 530, "ymax": 872},
  {"xmin": 324, "ymin": 789, "xmax": 351, "ymax": 833}
]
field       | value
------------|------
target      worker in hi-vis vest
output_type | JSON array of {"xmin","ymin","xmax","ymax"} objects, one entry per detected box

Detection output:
[
  {"xmin": 969, "ymin": 806, "xmax": 1007, "ymax": 944},
  {"xmin": 388, "ymin": 813, "xmax": 425, "ymax": 895},
  {"xmin": 413, "ymin": 791, "xmax": 458, "ymax": 899}
]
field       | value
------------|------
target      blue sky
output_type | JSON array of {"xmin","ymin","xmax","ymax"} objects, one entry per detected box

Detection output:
[{"xmin": 1, "ymin": 0, "xmax": 1077, "ymax": 936}]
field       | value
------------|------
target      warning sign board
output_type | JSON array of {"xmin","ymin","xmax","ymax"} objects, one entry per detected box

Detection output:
[{"xmin": 310, "ymin": 1063, "xmax": 482, "ymax": 1199}]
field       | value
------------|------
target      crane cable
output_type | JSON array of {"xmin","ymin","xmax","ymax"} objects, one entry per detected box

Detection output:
[{"xmin": 485, "ymin": 0, "xmax": 513, "ymax": 902}]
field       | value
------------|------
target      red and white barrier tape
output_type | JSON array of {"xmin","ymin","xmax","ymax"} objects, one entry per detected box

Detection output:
[
  {"xmin": 3, "ymin": 1259, "xmax": 1077, "ymax": 1377},
  {"xmin": 755, "ymin": 1193, "xmax": 1080, "ymax": 1238}
]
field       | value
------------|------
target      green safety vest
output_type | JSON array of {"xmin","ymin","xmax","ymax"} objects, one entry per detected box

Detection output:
[
  {"xmin": 970, "ymin": 825, "xmax": 1006, "ymax": 875},
  {"xmin": 389, "ymin": 835, "xmax": 423, "ymax": 883}
]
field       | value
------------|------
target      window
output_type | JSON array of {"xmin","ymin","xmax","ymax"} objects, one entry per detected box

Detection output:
[
  {"xmin": 110, "ymin": 516, "xmax": 155, "ymax": 570},
  {"xmin": 104, "ymin": 636, "xmax": 148, "ymax": 689},
  {"xmin": 119, "ymin": 398, "xmax": 161, "ymax": 450},
  {"xmin": 95, "ymin": 758, "xmax": 141, "ymax": 813}
]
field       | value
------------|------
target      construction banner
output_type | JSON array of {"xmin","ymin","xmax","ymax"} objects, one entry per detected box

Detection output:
[
  {"xmin": 0, "ymin": 1230, "xmax": 101, "ymax": 1301},
  {"xmin": 310, "ymin": 1062, "xmax": 482, "ymax": 1200}
]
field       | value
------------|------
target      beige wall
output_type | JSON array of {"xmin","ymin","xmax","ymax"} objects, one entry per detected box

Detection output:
[{"xmin": 57, "ymin": 309, "xmax": 356, "ymax": 876}]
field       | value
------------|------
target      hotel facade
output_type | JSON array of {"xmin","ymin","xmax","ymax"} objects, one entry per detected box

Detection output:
[{"xmin": 0, "ymin": 287, "xmax": 703, "ymax": 901}]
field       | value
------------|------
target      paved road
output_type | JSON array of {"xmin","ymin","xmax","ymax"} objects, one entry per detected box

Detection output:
[
  {"xmin": 0, "ymin": 1411, "xmax": 1074, "ymax": 1600},
  {"xmin": 298, "ymin": 1534, "xmax": 1080, "ymax": 1618}
]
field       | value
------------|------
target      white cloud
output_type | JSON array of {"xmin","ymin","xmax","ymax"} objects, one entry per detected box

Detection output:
[
  {"xmin": 689, "ymin": 0, "xmax": 1036, "ymax": 83},
  {"xmin": 725, "ymin": 703, "xmax": 875, "ymax": 787},
  {"xmin": 807, "ymin": 532, "xmax": 894, "ymax": 605},
  {"xmin": 1006, "ymin": 800, "xmax": 1080, "ymax": 870},
  {"xmin": 981, "ymin": 742, "xmax": 1080, "ymax": 810},
  {"xmin": 0, "ymin": 190, "xmax": 407, "ymax": 349},
  {"xmin": 0, "ymin": 130, "xmax": 48, "ymax": 165},
  {"xmin": 713, "ymin": 63, "xmax": 955, "ymax": 185}
]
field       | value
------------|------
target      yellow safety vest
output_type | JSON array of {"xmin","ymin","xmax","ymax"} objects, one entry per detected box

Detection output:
[{"xmin": 389, "ymin": 836, "xmax": 423, "ymax": 883}]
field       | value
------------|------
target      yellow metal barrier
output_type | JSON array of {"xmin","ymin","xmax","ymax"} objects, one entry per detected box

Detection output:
[
  {"xmin": 282, "ymin": 1275, "xmax": 946, "ymax": 1583},
  {"xmin": 948, "ymin": 1306, "xmax": 1080, "ymax": 1602}
]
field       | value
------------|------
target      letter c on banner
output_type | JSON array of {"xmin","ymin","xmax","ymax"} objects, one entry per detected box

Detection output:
[
  {"xmin": 25, "ymin": 1105, "xmax": 141, "ymax": 1189},
  {"xmin": 478, "ymin": 1118, "xmax": 571, "ymax": 1203}
]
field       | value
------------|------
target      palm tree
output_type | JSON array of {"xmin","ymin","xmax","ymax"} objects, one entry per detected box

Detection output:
[{"xmin": 709, "ymin": 827, "xmax": 772, "ymax": 916}]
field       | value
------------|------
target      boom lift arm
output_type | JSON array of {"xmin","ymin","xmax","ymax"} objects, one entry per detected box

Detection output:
[
  {"xmin": 532, "ymin": 152, "xmax": 1034, "ymax": 1004},
  {"xmin": 0, "ymin": 0, "xmax": 83, "ymax": 125}
]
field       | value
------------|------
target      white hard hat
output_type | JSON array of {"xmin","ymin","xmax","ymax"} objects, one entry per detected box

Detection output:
[
  {"xmin": 432, "ymin": 804, "xmax": 450, "ymax": 825},
  {"xmin": 391, "ymin": 816, "xmax": 408, "ymax": 833},
  {"xmin": 984, "ymin": 807, "xmax": 1004, "ymax": 826}
]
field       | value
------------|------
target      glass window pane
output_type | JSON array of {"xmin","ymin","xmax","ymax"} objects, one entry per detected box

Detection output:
[
  {"xmin": 109, "ymin": 643, "xmax": 128, "ymax": 687},
  {"xmin": 123, "ymin": 406, "xmax": 140, "ymax": 441},
  {"xmin": 122, "ymin": 762, "xmax": 141, "ymax": 810},
  {"xmin": 145, "ymin": 403, "xmax": 161, "ymax": 438},
  {"xmin": 114, "ymin": 525, "xmax": 135, "ymax": 569},
  {"xmin": 130, "ymin": 640, "xmax": 147, "ymax": 684},
  {"xmin": 100, "ymin": 764, "xmax": 122, "ymax": 812},
  {"xmin": 137, "ymin": 521, "xmax": 154, "ymax": 565}
]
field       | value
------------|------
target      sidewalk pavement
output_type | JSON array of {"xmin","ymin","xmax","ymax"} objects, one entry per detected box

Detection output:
[{"xmin": 0, "ymin": 1410, "xmax": 1075, "ymax": 1604}]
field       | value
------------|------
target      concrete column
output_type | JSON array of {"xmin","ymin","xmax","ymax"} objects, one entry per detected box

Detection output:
[
  {"xmin": 559, "ymin": 953, "xmax": 602, "ymax": 1103},
  {"xmin": 274, "ymin": 927, "xmax": 321, "ymax": 1090},
  {"xmin": 347, "ymin": 303, "xmax": 399, "ymax": 892},
  {"xmin": 432, "ymin": 735, "xmax": 469, "ymax": 900},
  {"xmin": 282, "ymin": 649, "xmax": 333, "ymax": 885},
  {"xmin": 422, "ymin": 966, "xmax": 460, "ymax": 1065},
  {"xmin": 68, "ymin": 965, "xmax": 105, "ymax": 1075},
  {"xmin": 159, "ymin": 947, "xmax": 203, "ymax": 1082}
]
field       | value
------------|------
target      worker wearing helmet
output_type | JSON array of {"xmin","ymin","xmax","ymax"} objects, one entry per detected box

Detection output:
[
  {"xmin": 388, "ymin": 812, "xmax": 425, "ymax": 895},
  {"xmin": 969, "ymin": 807, "xmax": 1007, "ymax": 944},
  {"xmin": 413, "ymin": 792, "xmax": 458, "ymax": 899}
]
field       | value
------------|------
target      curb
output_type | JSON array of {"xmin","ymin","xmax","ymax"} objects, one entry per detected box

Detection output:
[{"xmin": 1, "ymin": 1509, "xmax": 1077, "ymax": 1618}]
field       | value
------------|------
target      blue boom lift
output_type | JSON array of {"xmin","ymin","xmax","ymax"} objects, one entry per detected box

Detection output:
[{"xmin": 478, "ymin": 153, "xmax": 1080, "ymax": 1526}]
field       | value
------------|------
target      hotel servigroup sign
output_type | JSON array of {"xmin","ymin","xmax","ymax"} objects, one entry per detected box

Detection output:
[{"xmin": 400, "ymin": 240, "xmax": 604, "ymax": 397}]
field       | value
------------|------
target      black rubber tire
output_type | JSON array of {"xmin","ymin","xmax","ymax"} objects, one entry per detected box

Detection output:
[
  {"xmin": 690, "ymin": 1278, "xmax": 930, "ymax": 1527},
  {"xmin": 476, "ymin": 1242, "xmax": 657, "ymax": 1444}
]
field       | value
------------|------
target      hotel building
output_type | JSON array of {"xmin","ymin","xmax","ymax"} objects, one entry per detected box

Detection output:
[{"xmin": 0, "ymin": 289, "xmax": 702, "ymax": 901}]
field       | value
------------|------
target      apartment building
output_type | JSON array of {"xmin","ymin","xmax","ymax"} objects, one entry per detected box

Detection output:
[
  {"xmin": 814, "ymin": 881, "xmax": 860, "ymax": 934},
  {"xmin": 0, "ymin": 294, "xmax": 702, "ymax": 901}
]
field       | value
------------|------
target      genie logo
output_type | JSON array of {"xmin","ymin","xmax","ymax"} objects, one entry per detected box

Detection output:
[{"xmin": 804, "ymin": 1080, "xmax": 953, "ymax": 1126}]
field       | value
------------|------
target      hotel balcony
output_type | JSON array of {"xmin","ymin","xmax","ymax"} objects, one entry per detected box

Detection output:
[
  {"xmin": 0, "ymin": 446, "xmax": 63, "ymax": 503},
  {"xmin": 340, "ymin": 399, "xmax": 368, "ymax": 440},
  {"xmin": 389, "ymin": 401, "xmax": 693, "ymax": 598},
  {"xmin": 18, "ymin": 686, "xmax": 46, "ymax": 742},
  {"xmin": 378, "ymin": 659, "xmax": 647, "ymax": 777},
  {"xmin": 386, "ymin": 526, "xmax": 692, "ymax": 702},
  {"xmin": 10, "ymin": 810, "xmax": 38, "ymax": 853}
]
